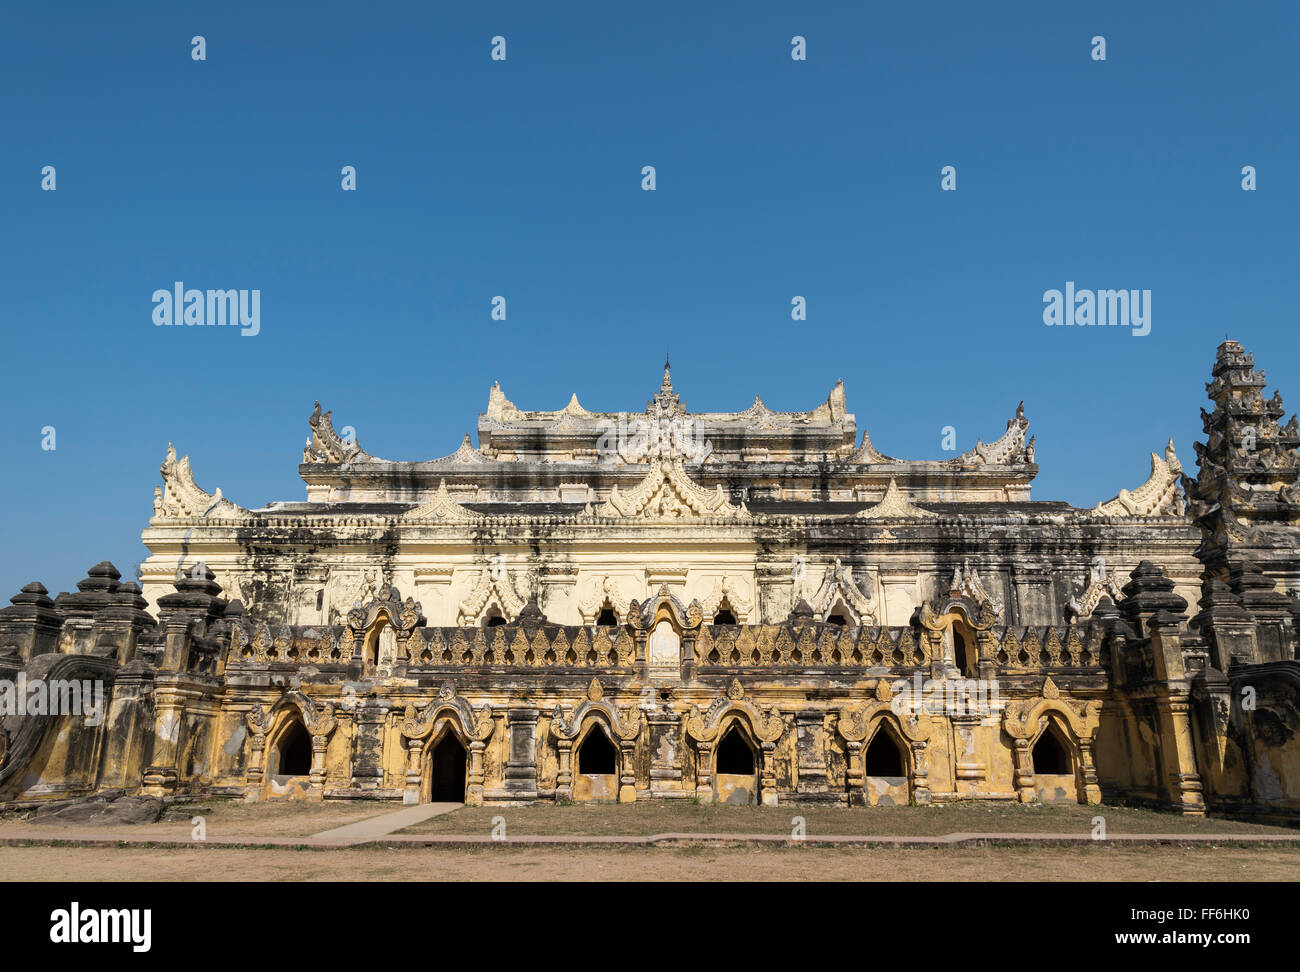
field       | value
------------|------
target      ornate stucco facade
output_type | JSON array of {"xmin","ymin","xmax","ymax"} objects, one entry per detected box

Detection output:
[{"xmin": 2, "ymin": 341, "xmax": 1299, "ymax": 817}]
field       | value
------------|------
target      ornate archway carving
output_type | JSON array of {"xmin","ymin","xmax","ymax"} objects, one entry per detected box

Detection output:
[
  {"xmin": 837, "ymin": 679, "xmax": 933, "ymax": 804},
  {"xmin": 1001, "ymin": 676, "xmax": 1102, "ymax": 804},
  {"xmin": 685, "ymin": 679, "xmax": 785, "ymax": 805},
  {"xmin": 399, "ymin": 681, "xmax": 494, "ymax": 805},
  {"xmin": 244, "ymin": 690, "xmax": 337, "ymax": 794},
  {"xmin": 920, "ymin": 594, "xmax": 997, "ymax": 675},
  {"xmin": 550, "ymin": 678, "xmax": 641, "ymax": 803},
  {"xmin": 346, "ymin": 583, "xmax": 422, "ymax": 674}
]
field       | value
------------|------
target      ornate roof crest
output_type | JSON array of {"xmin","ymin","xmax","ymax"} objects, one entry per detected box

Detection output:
[
  {"xmin": 1093, "ymin": 440, "xmax": 1184, "ymax": 516},
  {"xmin": 303, "ymin": 401, "xmax": 372, "ymax": 464},
  {"xmin": 945, "ymin": 402, "xmax": 1033, "ymax": 466},
  {"xmin": 154, "ymin": 443, "xmax": 244, "ymax": 519}
]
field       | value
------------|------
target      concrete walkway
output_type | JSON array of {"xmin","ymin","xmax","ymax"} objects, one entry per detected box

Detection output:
[{"xmin": 308, "ymin": 802, "xmax": 463, "ymax": 844}]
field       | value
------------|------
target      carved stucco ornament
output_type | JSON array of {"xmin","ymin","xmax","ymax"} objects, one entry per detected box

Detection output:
[
  {"xmin": 154, "ymin": 444, "xmax": 244, "ymax": 519},
  {"xmin": 399, "ymin": 682, "xmax": 494, "ymax": 742},
  {"xmin": 1094, "ymin": 440, "xmax": 1184, "ymax": 516},
  {"xmin": 405, "ymin": 480, "xmax": 484, "ymax": 521},
  {"xmin": 855, "ymin": 478, "xmax": 938, "ymax": 520},
  {"xmin": 593, "ymin": 458, "xmax": 750, "ymax": 521},
  {"xmin": 805, "ymin": 559, "xmax": 875, "ymax": 624}
]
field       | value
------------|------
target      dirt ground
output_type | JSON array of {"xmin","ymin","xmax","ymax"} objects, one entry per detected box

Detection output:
[{"xmin": 1, "ymin": 843, "xmax": 1297, "ymax": 881}]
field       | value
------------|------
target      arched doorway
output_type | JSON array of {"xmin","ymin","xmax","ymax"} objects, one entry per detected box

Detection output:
[
  {"xmin": 863, "ymin": 723, "xmax": 909, "ymax": 806},
  {"xmin": 574, "ymin": 726, "xmax": 619, "ymax": 802},
  {"xmin": 428, "ymin": 730, "xmax": 468, "ymax": 803},
  {"xmin": 1031, "ymin": 722, "xmax": 1078, "ymax": 803},
  {"xmin": 272, "ymin": 719, "xmax": 312, "ymax": 777},
  {"xmin": 713, "ymin": 722, "xmax": 758, "ymax": 805}
]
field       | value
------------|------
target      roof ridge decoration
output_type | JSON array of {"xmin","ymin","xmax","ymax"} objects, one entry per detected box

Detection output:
[
  {"xmin": 303, "ymin": 402, "xmax": 373, "ymax": 464},
  {"xmin": 850, "ymin": 428, "xmax": 896, "ymax": 463},
  {"xmin": 153, "ymin": 443, "xmax": 244, "ymax": 520},
  {"xmin": 946, "ymin": 402, "xmax": 1034, "ymax": 466},
  {"xmin": 593, "ymin": 458, "xmax": 751, "ymax": 520},
  {"xmin": 806, "ymin": 558, "xmax": 876, "ymax": 624},
  {"xmin": 428, "ymin": 434, "xmax": 489, "ymax": 465},
  {"xmin": 1094, "ymin": 440, "xmax": 1185, "ymax": 516},
  {"xmin": 855, "ymin": 478, "xmax": 939, "ymax": 519},
  {"xmin": 405, "ymin": 480, "xmax": 484, "ymax": 521}
]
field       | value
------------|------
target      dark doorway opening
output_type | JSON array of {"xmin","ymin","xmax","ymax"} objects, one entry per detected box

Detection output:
[
  {"xmin": 596, "ymin": 607, "xmax": 618, "ymax": 626},
  {"xmin": 715, "ymin": 725, "xmax": 756, "ymax": 775},
  {"xmin": 577, "ymin": 729, "xmax": 617, "ymax": 775},
  {"xmin": 713, "ymin": 608, "xmax": 737, "ymax": 625},
  {"xmin": 430, "ymin": 732, "xmax": 467, "ymax": 802},
  {"xmin": 485, "ymin": 614, "xmax": 506, "ymax": 627},
  {"xmin": 864, "ymin": 729, "xmax": 905, "ymax": 777},
  {"xmin": 277, "ymin": 721, "xmax": 312, "ymax": 776},
  {"xmin": 953, "ymin": 631, "xmax": 969, "ymax": 674},
  {"xmin": 1032, "ymin": 728, "xmax": 1071, "ymax": 775},
  {"xmin": 826, "ymin": 614, "xmax": 848, "ymax": 626}
]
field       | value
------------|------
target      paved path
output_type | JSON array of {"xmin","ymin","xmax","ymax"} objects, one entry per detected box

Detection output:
[{"xmin": 308, "ymin": 802, "xmax": 463, "ymax": 844}]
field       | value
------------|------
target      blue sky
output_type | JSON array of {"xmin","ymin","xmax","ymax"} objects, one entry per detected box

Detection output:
[{"xmin": 1, "ymin": 0, "xmax": 1297, "ymax": 600}]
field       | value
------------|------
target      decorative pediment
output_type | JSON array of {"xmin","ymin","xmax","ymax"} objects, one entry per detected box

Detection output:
[
  {"xmin": 1066, "ymin": 557, "xmax": 1125, "ymax": 619},
  {"xmin": 400, "ymin": 682, "xmax": 494, "ymax": 742},
  {"xmin": 1001, "ymin": 679, "xmax": 1101, "ymax": 741},
  {"xmin": 700, "ymin": 576, "xmax": 755, "ymax": 623},
  {"xmin": 428, "ymin": 434, "xmax": 489, "ymax": 465},
  {"xmin": 594, "ymin": 459, "xmax": 750, "ymax": 520},
  {"xmin": 302, "ymin": 401, "xmax": 372, "ymax": 464},
  {"xmin": 577, "ymin": 575, "xmax": 636, "ymax": 623},
  {"xmin": 945, "ymin": 561, "xmax": 1005, "ymax": 622},
  {"xmin": 806, "ymin": 559, "xmax": 875, "ymax": 624},
  {"xmin": 836, "ymin": 686, "xmax": 931, "ymax": 744},
  {"xmin": 153, "ymin": 443, "xmax": 244, "ymax": 519},
  {"xmin": 405, "ymin": 480, "xmax": 484, "ymax": 521},
  {"xmin": 684, "ymin": 679, "xmax": 785, "ymax": 743},
  {"xmin": 849, "ymin": 428, "xmax": 896, "ymax": 464},
  {"xmin": 457, "ymin": 563, "xmax": 529, "ymax": 624},
  {"xmin": 1094, "ymin": 440, "xmax": 1184, "ymax": 516},
  {"xmin": 855, "ymin": 478, "xmax": 938, "ymax": 520},
  {"xmin": 246, "ymin": 690, "xmax": 337, "ymax": 739},
  {"xmin": 549, "ymin": 677, "xmax": 641, "ymax": 742},
  {"xmin": 630, "ymin": 584, "xmax": 703, "ymax": 632},
  {"xmin": 346, "ymin": 582, "xmax": 422, "ymax": 634}
]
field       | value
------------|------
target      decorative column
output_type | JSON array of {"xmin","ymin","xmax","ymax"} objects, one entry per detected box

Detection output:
[
  {"xmin": 793, "ymin": 710, "xmax": 831, "ymax": 797},
  {"xmin": 647, "ymin": 708, "xmax": 683, "ymax": 796},
  {"xmin": 505, "ymin": 706, "xmax": 540, "ymax": 799}
]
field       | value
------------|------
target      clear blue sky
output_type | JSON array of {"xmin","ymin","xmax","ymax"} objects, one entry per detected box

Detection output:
[{"xmin": 1, "ymin": 1, "xmax": 1296, "ymax": 600}]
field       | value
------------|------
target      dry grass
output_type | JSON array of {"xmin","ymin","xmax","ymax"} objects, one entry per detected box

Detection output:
[{"xmin": 395, "ymin": 800, "xmax": 1299, "ymax": 838}]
